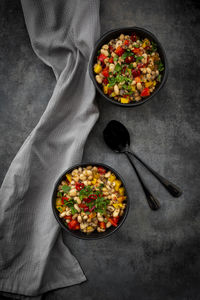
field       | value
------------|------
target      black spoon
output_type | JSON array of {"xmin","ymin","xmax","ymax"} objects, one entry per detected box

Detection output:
[{"xmin": 103, "ymin": 120, "xmax": 182, "ymax": 207}]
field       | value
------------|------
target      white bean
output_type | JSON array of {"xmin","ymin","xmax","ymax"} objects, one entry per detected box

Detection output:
[
  {"xmin": 74, "ymin": 204, "xmax": 80, "ymax": 212},
  {"xmin": 113, "ymin": 208, "xmax": 120, "ymax": 217},
  {"xmin": 114, "ymin": 84, "xmax": 119, "ymax": 95},
  {"xmin": 59, "ymin": 211, "xmax": 67, "ymax": 218},
  {"xmin": 109, "ymin": 63, "xmax": 115, "ymax": 72},
  {"xmin": 101, "ymin": 49, "xmax": 109, "ymax": 56},
  {"xmin": 69, "ymin": 189, "xmax": 77, "ymax": 197},
  {"xmin": 77, "ymin": 215, "xmax": 82, "ymax": 223}
]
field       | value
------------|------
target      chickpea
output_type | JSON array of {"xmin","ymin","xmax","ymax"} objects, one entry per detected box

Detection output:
[
  {"xmin": 132, "ymin": 62, "xmax": 137, "ymax": 68},
  {"xmin": 80, "ymin": 174, "xmax": 86, "ymax": 181},
  {"xmin": 83, "ymin": 215, "xmax": 88, "ymax": 220},
  {"xmin": 111, "ymin": 194, "xmax": 117, "ymax": 201},
  {"xmin": 97, "ymin": 227, "xmax": 105, "ymax": 232},
  {"xmin": 135, "ymin": 96, "xmax": 142, "ymax": 101},
  {"xmin": 86, "ymin": 166, "xmax": 92, "ymax": 170},
  {"xmin": 83, "ymin": 180, "xmax": 88, "ymax": 185},
  {"xmin": 69, "ymin": 189, "xmax": 77, "ymax": 197},
  {"xmin": 80, "ymin": 223, "xmax": 88, "ymax": 230},
  {"xmin": 131, "ymin": 80, "xmax": 136, "ymax": 85},
  {"xmin": 87, "ymin": 181, "xmax": 91, "ymax": 185},
  {"xmin": 86, "ymin": 170, "xmax": 92, "ymax": 176},
  {"xmin": 96, "ymin": 75, "xmax": 102, "ymax": 84},
  {"xmin": 72, "ymin": 169, "xmax": 78, "ymax": 176},
  {"xmin": 137, "ymin": 82, "xmax": 142, "ymax": 91},
  {"xmin": 100, "ymin": 49, "xmax": 109, "ymax": 56},
  {"xmin": 116, "ymin": 40, "xmax": 122, "ymax": 48},
  {"xmin": 78, "ymin": 167, "xmax": 82, "ymax": 172},
  {"xmin": 119, "ymin": 34, "xmax": 125, "ymax": 40},
  {"xmin": 111, "ymin": 52, "xmax": 117, "ymax": 58},
  {"xmin": 102, "ymin": 44, "xmax": 109, "ymax": 50},
  {"xmin": 92, "ymin": 167, "xmax": 98, "ymax": 172},
  {"xmin": 146, "ymin": 73, "xmax": 151, "ymax": 80},
  {"xmin": 88, "ymin": 175, "xmax": 93, "ymax": 181},
  {"xmin": 109, "ymin": 63, "xmax": 115, "ymax": 72},
  {"xmin": 146, "ymin": 67, "xmax": 152, "ymax": 74}
]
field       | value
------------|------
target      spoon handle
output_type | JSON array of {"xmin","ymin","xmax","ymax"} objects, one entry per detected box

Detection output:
[
  {"xmin": 125, "ymin": 152, "xmax": 160, "ymax": 211},
  {"xmin": 126, "ymin": 150, "xmax": 182, "ymax": 197}
]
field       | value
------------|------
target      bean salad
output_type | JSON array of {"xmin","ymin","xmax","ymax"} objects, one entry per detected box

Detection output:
[
  {"xmin": 55, "ymin": 166, "xmax": 127, "ymax": 234},
  {"xmin": 93, "ymin": 32, "xmax": 164, "ymax": 104}
]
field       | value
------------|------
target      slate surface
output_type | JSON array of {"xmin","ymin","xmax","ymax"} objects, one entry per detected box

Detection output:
[{"xmin": 0, "ymin": 0, "xmax": 200, "ymax": 299}]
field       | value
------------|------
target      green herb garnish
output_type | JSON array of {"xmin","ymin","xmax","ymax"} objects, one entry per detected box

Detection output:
[
  {"xmin": 62, "ymin": 185, "xmax": 71, "ymax": 193},
  {"xmin": 135, "ymin": 56, "xmax": 143, "ymax": 63},
  {"xmin": 151, "ymin": 41, "xmax": 157, "ymax": 52},
  {"xmin": 115, "ymin": 63, "xmax": 122, "ymax": 72},
  {"xmin": 57, "ymin": 192, "xmax": 63, "ymax": 197},
  {"xmin": 157, "ymin": 74, "xmax": 162, "ymax": 82}
]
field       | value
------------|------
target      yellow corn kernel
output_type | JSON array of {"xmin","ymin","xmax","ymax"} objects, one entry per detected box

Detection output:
[
  {"xmin": 56, "ymin": 205, "xmax": 65, "ymax": 213},
  {"xmin": 153, "ymin": 80, "xmax": 157, "ymax": 86},
  {"xmin": 94, "ymin": 173, "xmax": 100, "ymax": 179},
  {"xmin": 131, "ymin": 86, "xmax": 136, "ymax": 92},
  {"xmin": 114, "ymin": 180, "xmax": 122, "ymax": 191},
  {"xmin": 87, "ymin": 226, "xmax": 93, "ymax": 231},
  {"xmin": 118, "ymin": 196, "xmax": 127, "ymax": 203},
  {"xmin": 121, "ymin": 97, "xmax": 130, "ymax": 104},
  {"xmin": 94, "ymin": 63, "xmax": 102, "ymax": 74},
  {"xmin": 145, "ymin": 81, "xmax": 153, "ymax": 88},
  {"xmin": 110, "ymin": 92, "xmax": 116, "ymax": 97},
  {"xmin": 119, "ymin": 187, "xmax": 125, "ymax": 196},
  {"xmin": 142, "ymin": 42, "xmax": 146, "ymax": 48},
  {"xmin": 56, "ymin": 198, "xmax": 62, "ymax": 206},
  {"xmin": 91, "ymin": 178, "xmax": 97, "ymax": 185},
  {"xmin": 113, "ymin": 203, "xmax": 123, "ymax": 208},
  {"xmin": 109, "ymin": 174, "xmax": 116, "ymax": 182},
  {"xmin": 66, "ymin": 174, "xmax": 72, "ymax": 182},
  {"xmin": 103, "ymin": 84, "xmax": 109, "ymax": 94}
]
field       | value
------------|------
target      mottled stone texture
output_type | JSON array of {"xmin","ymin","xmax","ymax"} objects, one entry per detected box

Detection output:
[{"xmin": 0, "ymin": 0, "xmax": 200, "ymax": 299}]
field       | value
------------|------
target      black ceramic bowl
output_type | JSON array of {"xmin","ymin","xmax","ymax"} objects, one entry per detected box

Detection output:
[
  {"xmin": 52, "ymin": 162, "xmax": 129, "ymax": 240},
  {"xmin": 89, "ymin": 27, "xmax": 168, "ymax": 107}
]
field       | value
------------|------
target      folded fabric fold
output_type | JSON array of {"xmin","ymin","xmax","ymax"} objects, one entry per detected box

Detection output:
[{"xmin": 0, "ymin": 0, "xmax": 100, "ymax": 297}]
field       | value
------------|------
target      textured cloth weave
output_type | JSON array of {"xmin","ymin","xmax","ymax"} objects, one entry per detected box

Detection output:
[{"xmin": 0, "ymin": 0, "xmax": 100, "ymax": 297}]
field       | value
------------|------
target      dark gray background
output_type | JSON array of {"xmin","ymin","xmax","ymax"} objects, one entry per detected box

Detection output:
[{"xmin": 0, "ymin": 0, "xmax": 200, "ymax": 299}]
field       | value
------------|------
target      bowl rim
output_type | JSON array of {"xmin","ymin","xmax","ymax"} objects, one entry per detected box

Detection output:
[
  {"xmin": 52, "ymin": 162, "xmax": 130, "ymax": 240},
  {"xmin": 89, "ymin": 26, "xmax": 168, "ymax": 107}
]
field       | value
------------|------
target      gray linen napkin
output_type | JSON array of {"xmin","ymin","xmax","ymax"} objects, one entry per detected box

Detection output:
[{"xmin": 0, "ymin": 0, "xmax": 100, "ymax": 297}]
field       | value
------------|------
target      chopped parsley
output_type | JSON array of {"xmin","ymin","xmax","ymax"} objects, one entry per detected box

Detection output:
[{"xmin": 62, "ymin": 185, "xmax": 71, "ymax": 193}]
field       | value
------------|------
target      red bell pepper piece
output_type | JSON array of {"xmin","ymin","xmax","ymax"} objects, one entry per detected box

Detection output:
[
  {"xmin": 99, "ymin": 222, "xmax": 106, "ymax": 229},
  {"xmin": 64, "ymin": 215, "xmax": 72, "ymax": 220},
  {"xmin": 141, "ymin": 87, "xmax": 150, "ymax": 97},
  {"xmin": 103, "ymin": 78, "xmax": 108, "ymax": 85},
  {"xmin": 108, "ymin": 57, "xmax": 114, "ymax": 63},
  {"xmin": 79, "ymin": 203, "xmax": 87, "ymax": 208},
  {"xmin": 68, "ymin": 220, "xmax": 79, "ymax": 230},
  {"xmin": 98, "ymin": 167, "xmax": 106, "ymax": 174},
  {"xmin": 131, "ymin": 69, "xmax": 141, "ymax": 77},
  {"xmin": 98, "ymin": 53, "xmax": 107, "ymax": 62},
  {"xmin": 108, "ymin": 218, "xmax": 118, "ymax": 227},
  {"xmin": 113, "ymin": 216, "xmax": 120, "ymax": 224},
  {"xmin": 130, "ymin": 33, "xmax": 137, "ymax": 42},
  {"xmin": 124, "ymin": 39, "xmax": 129, "ymax": 45},
  {"xmin": 62, "ymin": 197, "xmax": 69, "ymax": 204},
  {"xmin": 109, "ymin": 45, "xmax": 114, "ymax": 52},
  {"xmin": 102, "ymin": 67, "xmax": 109, "ymax": 78},
  {"xmin": 115, "ymin": 46, "xmax": 125, "ymax": 57},
  {"xmin": 132, "ymin": 48, "xmax": 141, "ymax": 54},
  {"xmin": 75, "ymin": 182, "xmax": 84, "ymax": 191}
]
